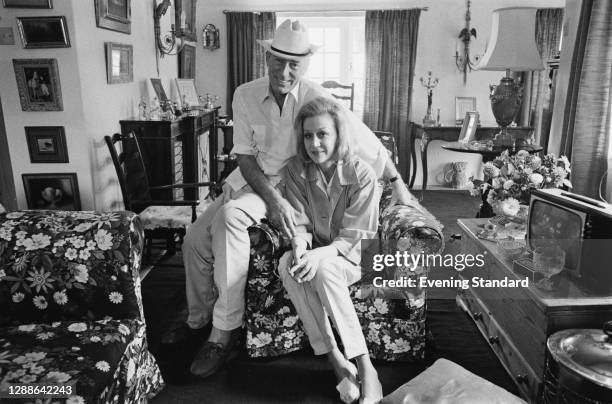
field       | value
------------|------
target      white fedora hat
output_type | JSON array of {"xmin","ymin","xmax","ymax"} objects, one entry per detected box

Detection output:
[{"xmin": 257, "ymin": 19, "xmax": 321, "ymax": 60}]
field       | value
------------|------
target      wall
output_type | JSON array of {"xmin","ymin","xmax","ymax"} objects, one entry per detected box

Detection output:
[
  {"xmin": 0, "ymin": 0, "xmax": 178, "ymax": 211},
  {"xmin": 195, "ymin": 0, "xmax": 565, "ymax": 188}
]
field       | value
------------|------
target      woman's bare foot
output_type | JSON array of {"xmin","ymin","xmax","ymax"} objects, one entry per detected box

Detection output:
[{"xmin": 328, "ymin": 348, "xmax": 360, "ymax": 403}]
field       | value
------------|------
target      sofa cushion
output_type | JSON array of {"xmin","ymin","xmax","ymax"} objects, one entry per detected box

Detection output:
[
  {"xmin": 0, "ymin": 211, "xmax": 144, "ymax": 326},
  {"xmin": 0, "ymin": 318, "xmax": 159, "ymax": 402}
]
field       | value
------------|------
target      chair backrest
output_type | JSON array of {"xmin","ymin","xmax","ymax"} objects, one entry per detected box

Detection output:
[
  {"xmin": 105, "ymin": 132, "xmax": 152, "ymax": 212},
  {"xmin": 321, "ymin": 80, "xmax": 355, "ymax": 111}
]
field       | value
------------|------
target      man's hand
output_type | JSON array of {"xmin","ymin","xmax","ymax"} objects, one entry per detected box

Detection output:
[
  {"xmin": 288, "ymin": 245, "xmax": 337, "ymax": 283},
  {"xmin": 389, "ymin": 179, "xmax": 412, "ymax": 206},
  {"xmin": 269, "ymin": 197, "xmax": 297, "ymax": 238}
]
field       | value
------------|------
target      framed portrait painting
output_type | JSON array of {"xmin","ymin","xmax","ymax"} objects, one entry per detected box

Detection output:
[
  {"xmin": 2, "ymin": 0, "xmax": 52, "ymax": 8},
  {"xmin": 95, "ymin": 0, "xmax": 131, "ymax": 34},
  {"xmin": 105, "ymin": 42, "xmax": 133, "ymax": 84},
  {"xmin": 179, "ymin": 44, "xmax": 195, "ymax": 79},
  {"xmin": 458, "ymin": 111, "xmax": 479, "ymax": 144},
  {"xmin": 17, "ymin": 16, "xmax": 70, "ymax": 48},
  {"xmin": 13, "ymin": 58, "xmax": 63, "ymax": 111},
  {"xmin": 22, "ymin": 173, "xmax": 81, "ymax": 210},
  {"xmin": 25, "ymin": 126, "xmax": 68, "ymax": 163},
  {"xmin": 150, "ymin": 78, "xmax": 168, "ymax": 102},
  {"xmin": 175, "ymin": 0, "xmax": 197, "ymax": 41}
]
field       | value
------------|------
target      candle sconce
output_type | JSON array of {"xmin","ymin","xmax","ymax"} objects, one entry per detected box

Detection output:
[
  {"xmin": 202, "ymin": 24, "xmax": 220, "ymax": 50},
  {"xmin": 154, "ymin": 0, "xmax": 186, "ymax": 57},
  {"xmin": 455, "ymin": 0, "xmax": 480, "ymax": 84}
]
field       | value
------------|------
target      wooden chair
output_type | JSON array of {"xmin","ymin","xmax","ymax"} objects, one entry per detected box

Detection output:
[
  {"xmin": 321, "ymin": 80, "xmax": 355, "ymax": 111},
  {"xmin": 105, "ymin": 132, "xmax": 217, "ymax": 256}
]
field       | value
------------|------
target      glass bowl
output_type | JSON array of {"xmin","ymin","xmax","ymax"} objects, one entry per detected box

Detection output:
[{"xmin": 497, "ymin": 238, "xmax": 525, "ymax": 260}]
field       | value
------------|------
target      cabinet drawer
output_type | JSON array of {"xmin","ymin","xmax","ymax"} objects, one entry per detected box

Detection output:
[{"xmin": 458, "ymin": 290, "xmax": 542, "ymax": 402}]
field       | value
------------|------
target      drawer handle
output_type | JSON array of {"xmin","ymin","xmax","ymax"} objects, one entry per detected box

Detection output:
[
  {"xmin": 488, "ymin": 335, "xmax": 499, "ymax": 344},
  {"xmin": 473, "ymin": 312, "xmax": 483, "ymax": 321},
  {"xmin": 515, "ymin": 374, "xmax": 528, "ymax": 384}
]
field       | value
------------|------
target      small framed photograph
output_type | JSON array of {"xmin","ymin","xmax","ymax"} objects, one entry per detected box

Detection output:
[
  {"xmin": 150, "ymin": 78, "xmax": 168, "ymax": 102},
  {"xmin": 2, "ymin": 0, "xmax": 52, "ymax": 8},
  {"xmin": 13, "ymin": 58, "xmax": 63, "ymax": 111},
  {"xmin": 175, "ymin": 0, "xmax": 197, "ymax": 41},
  {"xmin": 22, "ymin": 173, "xmax": 81, "ymax": 210},
  {"xmin": 94, "ymin": 0, "xmax": 131, "ymax": 34},
  {"xmin": 25, "ymin": 126, "xmax": 68, "ymax": 163},
  {"xmin": 458, "ymin": 111, "xmax": 479, "ymax": 143},
  {"xmin": 179, "ymin": 44, "xmax": 196, "ymax": 79},
  {"xmin": 16, "ymin": 16, "xmax": 70, "ymax": 48},
  {"xmin": 105, "ymin": 42, "xmax": 133, "ymax": 84},
  {"xmin": 455, "ymin": 96, "xmax": 477, "ymax": 125},
  {"xmin": 175, "ymin": 78, "xmax": 199, "ymax": 108}
]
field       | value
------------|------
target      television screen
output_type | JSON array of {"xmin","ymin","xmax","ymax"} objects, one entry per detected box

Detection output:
[{"xmin": 529, "ymin": 200, "xmax": 582, "ymax": 271}]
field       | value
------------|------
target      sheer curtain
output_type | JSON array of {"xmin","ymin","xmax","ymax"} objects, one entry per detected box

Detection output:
[
  {"xmin": 565, "ymin": 0, "xmax": 612, "ymax": 198},
  {"xmin": 524, "ymin": 8, "xmax": 564, "ymax": 148},
  {"xmin": 226, "ymin": 12, "xmax": 276, "ymax": 115},
  {"xmin": 363, "ymin": 9, "xmax": 420, "ymax": 178}
]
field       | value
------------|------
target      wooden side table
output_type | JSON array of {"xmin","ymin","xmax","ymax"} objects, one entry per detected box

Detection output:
[
  {"xmin": 407, "ymin": 123, "xmax": 533, "ymax": 199},
  {"xmin": 456, "ymin": 218, "xmax": 612, "ymax": 402}
]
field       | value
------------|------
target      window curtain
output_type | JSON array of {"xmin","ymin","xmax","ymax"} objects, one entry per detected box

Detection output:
[
  {"xmin": 363, "ymin": 9, "xmax": 420, "ymax": 179},
  {"xmin": 524, "ymin": 9, "xmax": 564, "ymax": 149},
  {"xmin": 563, "ymin": 0, "xmax": 612, "ymax": 198},
  {"xmin": 226, "ymin": 12, "xmax": 276, "ymax": 115}
]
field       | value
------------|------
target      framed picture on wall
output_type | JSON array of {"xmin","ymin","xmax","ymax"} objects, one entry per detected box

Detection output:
[
  {"xmin": 175, "ymin": 0, "xmax": 197, "ymax": 41},
  {"xmin": 22, "ymin": 173, "xmax": 81, "ymax": 210},
  {"xmin": 13, "ymin": 58, "xmax": 63, "ymax": 111},
  {"xmin": 2, "ymin": 0, "xmax": 52, "ymax": 8},
  {"xmin": 25, "ymin": 126, "xmax": 68, "ymax": 163},
  {"xmin": 17, "ymin": 16, "xmax": 70, "ymax": 48},
  {"xmin": 455, "ymin": 96, "xmax": 477, "ymax": 125},
  {"xmin": 105, "ymin": 42, "xmax": 133, "ymax": 84},
  {"xmin": 179, "ymin": 44, "xmax": 195, "ymax": 79},
  {"xmin": 94, "ymin": 0, "xmax": 131, "ymax": 34}
]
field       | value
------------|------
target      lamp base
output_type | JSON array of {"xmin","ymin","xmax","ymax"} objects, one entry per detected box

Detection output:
[{"xmin": 489, "ymin": 73, "xmax": 522, "ymax": 147}]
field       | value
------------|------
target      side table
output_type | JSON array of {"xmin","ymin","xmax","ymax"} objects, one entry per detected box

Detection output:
[
  {"xmin": 407, "ymin": 123, "xmax": 533, "ymax": 200},
  {"xmin": 456, "ymin": 218, "xmax": 612, "ymax": 402}
]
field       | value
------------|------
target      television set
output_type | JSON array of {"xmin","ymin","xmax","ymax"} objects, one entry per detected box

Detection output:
[{"xmin": 527, "ymin": 188, "xmax": 612, "ymax": 294}]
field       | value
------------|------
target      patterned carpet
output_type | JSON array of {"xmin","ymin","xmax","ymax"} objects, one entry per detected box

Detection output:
[{"xmin": 142, "ymin": 190, "xmax": 518, "ymax": 403}]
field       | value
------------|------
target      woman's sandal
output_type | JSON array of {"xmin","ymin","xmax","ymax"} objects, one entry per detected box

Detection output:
[{"xmin": 336, "ymin": 362, "xmax": 360, "ymax": 403}]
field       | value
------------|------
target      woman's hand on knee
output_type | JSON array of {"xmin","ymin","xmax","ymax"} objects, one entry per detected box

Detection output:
[{"xmin": 289, "ymin": 246, "xmax": 338, "ymax": 283}]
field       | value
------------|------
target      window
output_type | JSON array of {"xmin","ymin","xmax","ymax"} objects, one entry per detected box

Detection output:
[{"xmin": 277, "ymin": 12, "xmax": 365, "ymax": 117}]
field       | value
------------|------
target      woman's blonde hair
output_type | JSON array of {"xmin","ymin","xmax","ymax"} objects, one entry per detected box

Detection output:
[{"xmin": 294, "ymin": 96, "xmax": 353, "ymax": 163}]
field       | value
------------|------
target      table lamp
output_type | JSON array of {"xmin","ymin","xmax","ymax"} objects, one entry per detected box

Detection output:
[{"xmin": 477, "ymin": 7, "xmax": 545, "ymax": 146}]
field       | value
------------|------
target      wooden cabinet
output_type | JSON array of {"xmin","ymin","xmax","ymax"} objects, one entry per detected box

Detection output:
[
  {"xmin": 120, "ymin": 109, "xmax": 216, "ymax": 201},
  {"xmin": 456, "ymin": 218, "xmax": 612, "ymax": 402}
]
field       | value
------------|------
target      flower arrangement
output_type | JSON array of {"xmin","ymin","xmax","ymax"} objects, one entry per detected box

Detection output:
[{"xmin": 469, "ymin": 150, "xmax": 572, "ymax": 217}]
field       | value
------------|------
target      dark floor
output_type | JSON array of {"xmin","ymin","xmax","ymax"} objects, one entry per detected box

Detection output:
[{"xmin": 143, "ymin": 190, "xmax": 518, "ymax": 403}]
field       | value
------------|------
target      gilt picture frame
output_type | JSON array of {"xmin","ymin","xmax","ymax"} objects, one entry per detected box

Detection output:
[
  {"xmin": 455, "ymin": 96, "xmax": 477, "ymax": 125},
  {"xmin": 17, "ymin": 16, "xmax": 70, "ymax": 48},
  {"xmin": 175, "ymin": 0, "xmax": 197, "ymax": 41},
  {"xmin": 25, "ymin": 126, "xmax": 68, "ymax": 163},
  {"xmin": 94, "ymin": 0, "xmax": 131, "ymax": 34},
  {"xmin": 105, "ymin": 42, "xmax": 133, "ymax": 84},
  {"xmin": 22, "ymin": 173, "xmax": 81, "ymax": 210},
  {"xmin": 175, "ymin": 78, "xmax": 199, "ymax": 108},
  {"xmin": 458, "ymin": 111, "xmax": 479, "ymax": 144},
  {"xmin": 13, "ymin": 58, "xmax": 63, "ymax": 111},
  {"xmin": 150, "ymin": 78, "xmax": 168, "ymax": 103}
]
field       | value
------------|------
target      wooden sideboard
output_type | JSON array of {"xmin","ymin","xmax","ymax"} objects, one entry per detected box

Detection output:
[
  {"xmin": 120, "ymin": 109, "xmax": 217, "ymax": 201},
  {"xmin": 456, "ymin": 218, "xmax": 612, "ymax": 402}
]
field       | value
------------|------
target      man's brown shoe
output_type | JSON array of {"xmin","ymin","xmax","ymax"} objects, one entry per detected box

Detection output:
[{"xmin": 190, "ymin": 331, "xmax": 240, "ymax": 378}]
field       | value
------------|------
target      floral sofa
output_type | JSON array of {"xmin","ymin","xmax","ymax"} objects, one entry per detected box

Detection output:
[
  {"xmin": 0, "ymin": 210, "xmax": 164, "ymax": 403},
  {"xmin": 244, "ymin": 134, "xmax": 445, "ymax": 361}
]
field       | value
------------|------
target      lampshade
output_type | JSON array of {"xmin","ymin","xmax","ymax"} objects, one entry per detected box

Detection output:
[{"xmin": 478, "ymin": 7, "xmax": 545, "ymax": 71}]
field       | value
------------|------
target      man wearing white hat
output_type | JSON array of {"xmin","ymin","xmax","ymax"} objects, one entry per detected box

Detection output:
[{"xmin": 171, "ymin": 19, "xmax": 411, "ymax": 381}]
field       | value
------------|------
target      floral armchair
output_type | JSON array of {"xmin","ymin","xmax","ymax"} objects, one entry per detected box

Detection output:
[
  {"xmin": 244, "ymin": 134, "xmax": 445, "ymax": 361},
  {"xmin": 0, "ymin": 210, "xmax": 164, "ymax": 403}
]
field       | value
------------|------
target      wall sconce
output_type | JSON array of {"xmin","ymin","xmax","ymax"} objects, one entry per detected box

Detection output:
[
  {"xmin": 154, "ymin": 0, "xmax": 186, "ymax": 57},
  {"xmin": 454, "ymin": 0, "xmax": 479, "ymax": 84},
  {"xmin": 202, "ymin": 24, "xmax": 220, "ymax": 50}
]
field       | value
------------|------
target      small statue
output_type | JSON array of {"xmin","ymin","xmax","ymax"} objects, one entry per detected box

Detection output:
[{"xmin": 420, "ymin": 71, "xmax": 439, "ymax": 126}]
